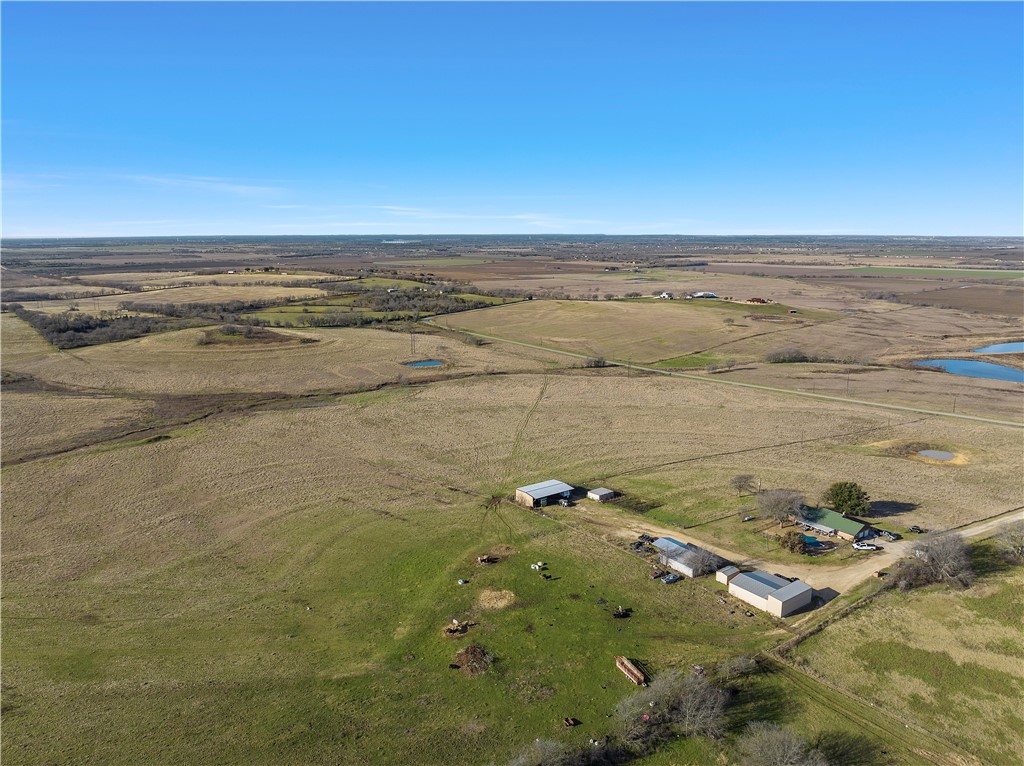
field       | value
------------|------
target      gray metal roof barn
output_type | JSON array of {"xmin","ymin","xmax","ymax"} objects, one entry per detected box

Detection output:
[
  {"xmin": 728, "ymin": 569, "xmax": 813, "ymax": 617},
  {"xmin": 515, "ymin": 480, "xmax": 574, "ymax": 507}
]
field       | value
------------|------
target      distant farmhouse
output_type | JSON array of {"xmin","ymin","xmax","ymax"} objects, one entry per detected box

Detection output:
[
  {"xmin": 515, "ymin": 480, "xmax": 574, "ymax": 508},
  {"xmin": 726, "ymin": 569, "xmax": 813, "ymax": 617},
  {"xmin": 794, "ymin": 507, "xmax": 874, "ymax": 541},
  {"xmin": 652, "ymin": 537, "xmax": 716, "ymax": 578}
]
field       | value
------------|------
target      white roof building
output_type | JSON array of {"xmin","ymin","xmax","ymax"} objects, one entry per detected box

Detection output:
[{"xmin": 728, "ymin": 569, "xmax": 813, "ymax": 617}]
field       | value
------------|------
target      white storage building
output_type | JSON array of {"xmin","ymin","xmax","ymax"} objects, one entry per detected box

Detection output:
[
  {"xmin": 587, "ymin": 488, "xmax": 616, "ymax": 502},
  {"xmin": 728, "ymin": 569, "xmax": 813, "ymax": 617},
  {"xmin": 652, "ymin": 537, "xmax": 716, "ymax": 579}
]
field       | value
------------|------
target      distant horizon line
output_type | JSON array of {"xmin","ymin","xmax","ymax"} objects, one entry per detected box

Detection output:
[{"xmin": 3, "ymin": 233, "xmax": 1023, "ymax": 241}]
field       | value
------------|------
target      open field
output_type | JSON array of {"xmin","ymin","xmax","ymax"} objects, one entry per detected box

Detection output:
[
  {"xmin": 710, "ymin": 361, "xmax": 1024, "ymax": 423},
  {"xmin": 6, "ymin": 370, "xmax": 1007, "ymax": 765},
  {"xmin": 3, "ymin": 237, "xmax": 1022, "ymax": 766},
  {"xmin": 448, "ymin": 298, "xmax": 1024, "ymax": 370},
  {"xmin": 444, "ymin": 299, "xmax": 839, "ymax": 364},
  {"xmin": 848, "ymin": 266, "xmax": 1024, "ymax": 278},
  {"xmin": 1, "ymin": 284, "xmax": 128, "ymax": 299},
  {"xmin": 0, "ymin": 319, "xmax": 567, "ymax": 396},
  {"xmin": 21, "ymin": 285, "xmax": 329, "ymax": 314},
  {"xmin": 1, "ymin": 391, "xmax": 156, "ymax": 463},
  {"xmin": 1, "ymin": 312, "xmax": 59, "ymax": 363},
  {"xmin": 794, "ymin": 560, "xmax": 1024, "ymax": 765}
]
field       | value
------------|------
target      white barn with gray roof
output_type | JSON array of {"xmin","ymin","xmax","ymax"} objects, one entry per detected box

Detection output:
[{"xmin": 728, "ymin": 569, "xmax": 813, "ymax": 617}]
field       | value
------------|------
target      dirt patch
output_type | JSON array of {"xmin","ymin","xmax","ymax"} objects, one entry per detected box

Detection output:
[
  {"xmin": 476, "ymin": 544, "xmax": 516, "ymax": 565},
  {"xmin": 452, "ymin": 645, "xmax": 494, "ymax": 676},
  {"xmin": 199, "ymin": 327, "xmax": 302, "ymax": 346},
  {"xmin": 476, "ymin": 589, "xmax": 516, "ymax": 610}
]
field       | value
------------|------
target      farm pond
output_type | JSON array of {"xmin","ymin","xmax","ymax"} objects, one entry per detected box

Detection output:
[
  {"xmin": 973, "ymin": 341, "xmax": 1024, "ymax": 353},
  {"xmin": 405, "ymin": 359, "xmax": 444, "ymax": 367},
  {"xmin": 912, "ymin": 359, "xmax": 1024, "ymax": 383}
]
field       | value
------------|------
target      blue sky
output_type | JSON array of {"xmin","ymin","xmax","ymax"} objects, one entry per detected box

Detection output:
[{"xmin": 3, "ymin": 1, "xmax": 1022, "ymax": 237}]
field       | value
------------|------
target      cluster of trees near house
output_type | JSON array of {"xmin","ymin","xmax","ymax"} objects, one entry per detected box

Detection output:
[{"xmin": 728, "ymin": 474, "xmax": 1020, "ymax": 594}]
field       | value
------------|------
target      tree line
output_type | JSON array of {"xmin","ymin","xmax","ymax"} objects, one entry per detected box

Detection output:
[{"xmin": 2, "ymin": 304, "xmax": 201, "ymax": 349}]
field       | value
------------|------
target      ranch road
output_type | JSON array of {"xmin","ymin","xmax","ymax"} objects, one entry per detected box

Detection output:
[
  {"xmin": 425, "ymin": 316, "xmax": 1024, "ymax": 428},
  {"xmin": 568, "ymin": 502, "xmax": 1024, "ymax": 594}
]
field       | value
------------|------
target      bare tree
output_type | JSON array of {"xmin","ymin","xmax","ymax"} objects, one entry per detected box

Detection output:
[
  {"xmin": 614, "ymin": 669, "xmax": 729, "ymax": 747},
  {"xmin": 716, "ymin": 655, "xmax": 757, "ymax": 681},
  {"xmin": 893, "ymin": 531, "xmax": 974, "ymax": 591},
  {"xmin": 995, "ymin": 521, "xmax": 1024, "ymax": 563},
  {"xmin": 681, "ymin": 546, "xmax": 725, "ymax": 577},
  {"xmin": 737, "ymin": 721, "xmax": 829, "ymax": 766},
  {"xmin": 730, "ymin": 474, "xmax": 757, "ymax": 496},
  {"xmin": 757, "ymin": 489, "xmax": 804, "ymax": 528}
]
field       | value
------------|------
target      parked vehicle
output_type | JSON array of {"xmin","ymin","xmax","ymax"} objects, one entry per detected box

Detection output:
[
  {"xmin": 661, "ymin": 573, "xmax": 681, "ymax": 584},
  {"xmin": 852, "ymin": 542, "xmax": 881, "ymax": 551},
  {"xmin": 742, "ymin": 515, "xmax": 755, "ymax": 522},
  {"xmin": 908, "ymin": 525, "xmax": 927, "ymax": 534},
  {"xmin": 649, "ymin": 570, "xmax": 667, "ymax": 580},
  {"xmin": 558, "ymin": 498, "xmax": 574, "ymax": 507},
  {"xmin": 879, "ymin": 530, "xmax": 902, "ymax": 541}
]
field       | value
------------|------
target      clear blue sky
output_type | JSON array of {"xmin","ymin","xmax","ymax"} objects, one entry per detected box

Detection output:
[{"xmin": 3, "ymin": 1, "xmax": 1022, "ymax": 237}]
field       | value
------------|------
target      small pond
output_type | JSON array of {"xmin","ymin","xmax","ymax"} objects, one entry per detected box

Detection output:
[
  {"xmin": 918, "ymin": 450, "xmax": 955, "ymax": 461},
  {"xmin": 973, "ymin": 341, "xmax": 1024, "ymax": 354},
  {"xmin": 802, "ymin": 535, "xmax": 824, "ymax": 547},
  {"xmin": 405, "ymin": 359, "xmax": 444, "ymax": 368},
  {"xmin": 912, "ymin": 359, "xmax": 1024, "ymax": 383}
]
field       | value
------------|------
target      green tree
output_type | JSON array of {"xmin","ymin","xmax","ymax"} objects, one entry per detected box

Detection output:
[{"xmin": 822, "ymin": 482, "xmax": 871, "ymax": 517}]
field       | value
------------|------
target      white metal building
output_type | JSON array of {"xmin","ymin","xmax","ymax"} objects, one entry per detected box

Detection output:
[
  {"xmin": 652, "ymin": 537, "xmax": 715, "ymax": 579},
  {"xmin": 587, "ymin": 488, "xmax": 616, "ymax": 502},
  {"xmin": 715, "ymin": 565, "xmax": 740, "ymax": 584},
  {"xmin": 728, "ymin": 569, "xmax": 813, "ymax": 617}
]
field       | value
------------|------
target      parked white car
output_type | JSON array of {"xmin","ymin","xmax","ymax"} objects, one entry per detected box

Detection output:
[{"xmin": 852, "ymin": 542, "xmax": 880, "ymax": 551}]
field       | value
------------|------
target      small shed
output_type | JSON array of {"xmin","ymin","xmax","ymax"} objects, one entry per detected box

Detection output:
[
  {"xmin": 715, "ymin": 565, "xmax": 740, "ymax": 584},
  {"xmin": 588, "ymin": 488, "xmax": 616, "ymax": 502},
  {"xmin": 515, "ymin": 480, "xmax": 574, "ymax": 508}
]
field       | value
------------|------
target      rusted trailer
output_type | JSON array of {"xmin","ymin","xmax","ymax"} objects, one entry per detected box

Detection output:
[{"xmin": 615, "ymin": 655, "xmax": 645, "ymax": 685}]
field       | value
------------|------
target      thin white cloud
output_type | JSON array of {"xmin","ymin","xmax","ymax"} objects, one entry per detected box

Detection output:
[{"xmin": 117, "ymin": 174, "xmax": 285, "ymax": 197}]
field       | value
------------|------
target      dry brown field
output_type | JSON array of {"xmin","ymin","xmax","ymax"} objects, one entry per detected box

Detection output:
[
  {"xmin": 22, "ymin": 285, "xmax": 329, "ymax": 314},
  {"xmin": 0, "ymin": 320, "xmax": 567, "ymax": 396},
  {"xmin": 712, "ymin": 363, "xmax": 1023, "ymax": 423},
  {"xmin": 1, "ymin": 391, "xmax": 155, "ymax": 462},
  {"xmin": 892, "ymin": 283, "xmax": 1024, "ymax": 316},
  {"xmin": 445, "ymin": 299, "xmax": 840, "ymax": 363},
  {"xmin": 444, "ymin": 298, "xmax": 1020, "ymax": 368},
  {"xmin": 76, "ymin": 270, "xmax": 341, "ymax": 288},
  {"xmin": 75, "ymin": 270, "xmax": 197, "ymax": 284},
  {"xmin": 1, "ymin": 312, "xmax": 58, "ymax": 363},
  {"xmin": 1, "ymin": 284, "xmax": 128, "ymax": 298},
  {"xmin": 4, "ymin": 373, "xmax": 1018, "ymax": 577}
]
